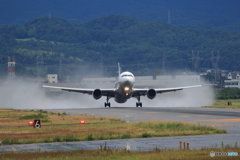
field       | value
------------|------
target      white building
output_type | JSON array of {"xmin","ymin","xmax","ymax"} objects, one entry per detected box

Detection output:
[
  {"xmin": 47, "ymin": 74, "xmax": 58, "ymax": 83},
  {"xmin": 224, "ymin": 79, "xmax": 240, "ymax": 88}
]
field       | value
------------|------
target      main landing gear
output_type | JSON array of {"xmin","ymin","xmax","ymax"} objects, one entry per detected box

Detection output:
[
  {"xmin": 136, "ymin": 95, "xmax": 142, "ymax": 107},
  {"xmin": 105, "ymin": 102, "xmax": 110, "ymax": 107},
  {"xmin": 104, "ymin": 96, "xmax": 111, "ymax": 107}
]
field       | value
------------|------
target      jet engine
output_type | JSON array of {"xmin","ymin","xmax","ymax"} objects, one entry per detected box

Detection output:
[
  {"xmin": 93, "ymin": 89, "xmax": 102, "ymax": 99},
  {"xmin": 147, "ymin": 89, "xmax": 156, "ymax": 99}
]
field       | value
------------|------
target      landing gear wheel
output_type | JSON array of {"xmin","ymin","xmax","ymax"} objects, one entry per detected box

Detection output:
[
  {"xmin": 104, "ymin": 102, "xmax": 111, "ymax": 107},
  {"xmin": 105, "ymin": 96, "xmax": 111, "ymax": 108},
  {"xmin": 136, "ymin": 102, "xmax": 142, "ymax": 107},
  {"xmin": 136, "ymin": 95, "xmax": 143, "ymax": 107}
]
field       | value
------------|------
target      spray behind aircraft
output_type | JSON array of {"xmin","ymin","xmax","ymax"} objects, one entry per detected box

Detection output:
[{"xmin": 43, "ymin": 63, "xmax": 202, "ymax": 107}]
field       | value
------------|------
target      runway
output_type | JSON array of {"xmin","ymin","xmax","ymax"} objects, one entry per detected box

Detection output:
[{"xmin": 1, "ymin": 107, "xmax": 240, "ymax": 152}]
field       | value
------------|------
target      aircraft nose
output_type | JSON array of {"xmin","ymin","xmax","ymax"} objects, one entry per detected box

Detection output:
[{"xmin": 124, "ymin": 78, "xmax": 134, "ymax": 86}]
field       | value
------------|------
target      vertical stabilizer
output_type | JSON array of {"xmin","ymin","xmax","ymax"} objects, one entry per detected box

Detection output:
[{"xmin": 118, "ymin": 63, "xmax": 121, "ymax": 77}]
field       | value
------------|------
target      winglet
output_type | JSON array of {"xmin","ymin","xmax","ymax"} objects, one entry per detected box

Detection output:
[{"xmin": 118, "ymin": 63, "xmax": 121, "ymax": 77}]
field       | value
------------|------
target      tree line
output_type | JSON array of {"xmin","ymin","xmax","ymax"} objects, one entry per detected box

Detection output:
[{"xmin": 0, "ymin": 15, "xmax": 240, "ymax": 78}]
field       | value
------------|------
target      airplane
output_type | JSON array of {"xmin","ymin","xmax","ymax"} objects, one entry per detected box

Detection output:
[{"xmin": 42, "ymin": 63, "xmax": 201, "ymax": 107}]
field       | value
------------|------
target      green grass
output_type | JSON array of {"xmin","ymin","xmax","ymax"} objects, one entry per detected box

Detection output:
[
  {"xmin": 64, "ymin": 135, "xmax": 79, "ymax": 142},
  {"xmin": 52, "ymin": 136, "xmax": 61, "ymax": 142},
  {"xmin": 135, "ymin": 122, "xmax": 226, "ymax": 134},
  {"xmin": 203, "ymin": 99, "xmax": 240, "ymax": 109},
  {"xmin": 120, "ymin": 131, "xmax": 131, "ymax": 139},
  {"xmin": 141, "ymin": 132, "xmax": 152, "ymax": 138},
  {"xmin": 42, "ymin": 119, "xmax": 51, "ymax": 123},
  {"xmin": 19, "ymin": 113, "xmax": 47, "ymax": 120},
  {"xmin": 0, "ymin": 146, "xmax": 239, "ymax": 160},
  {"xmin": 86, "ymin": 133, "xmax": 94, "ymax": 141},
  {"xmin": 1, "ymin": 122, "xmax": 226, "ymax": 145},
  {"xmin": 1, "ymin": 138, "xmax": 19, "ymax": 144}
]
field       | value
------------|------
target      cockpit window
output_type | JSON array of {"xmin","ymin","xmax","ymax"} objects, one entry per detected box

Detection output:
[{"xmin": 121, "ymin": 74, "xmax": 133, "ymax": 77}]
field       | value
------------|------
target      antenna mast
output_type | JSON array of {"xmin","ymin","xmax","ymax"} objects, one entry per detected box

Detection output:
[{"xmin": 168, "ymin": 10, "xmax": 171, "ymax": 24}]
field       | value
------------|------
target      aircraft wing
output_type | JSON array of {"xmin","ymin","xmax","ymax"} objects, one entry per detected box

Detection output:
[
  {"xmin": 42, "ymin": 85, "xmax": 115, "ymax": 97},
  {"xmin": 132, "ymin": 85, "xmax": 201, "ymax": 96}
]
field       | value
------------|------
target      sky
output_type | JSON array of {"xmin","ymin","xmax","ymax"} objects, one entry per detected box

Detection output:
[{"xmin": 0, "ymin": 0, "xmax": 240, "ymax": 30}]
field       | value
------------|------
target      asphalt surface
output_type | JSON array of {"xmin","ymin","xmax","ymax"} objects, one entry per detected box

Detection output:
[{"xmin": 1, "ymin": 107, "xmax": 240, "ymax": 152}]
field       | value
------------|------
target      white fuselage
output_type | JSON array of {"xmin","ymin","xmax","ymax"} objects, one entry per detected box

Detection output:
[{"xmin": 114, "ymin": 71, "xmax": 135, "ymax": 103}]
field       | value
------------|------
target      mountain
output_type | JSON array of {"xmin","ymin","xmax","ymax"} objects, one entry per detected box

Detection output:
[
  {"xmin": 0, "ymin": 0, "xmax": 240, "ymax": 31},
  {"xmin": 0, "ymin": 15, "xmax": 240, "ymax": 78}
]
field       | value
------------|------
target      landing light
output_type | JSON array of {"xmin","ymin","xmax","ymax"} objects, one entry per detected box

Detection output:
[{"xmin": 124, "ymin": 87, "xmax": 130, "ymax": 91}]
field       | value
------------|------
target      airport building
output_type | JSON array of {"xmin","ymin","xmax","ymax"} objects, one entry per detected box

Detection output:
[
  {"xmin": 47, "ymin": 74, "xmax": 58, "ymax": 83},
  {"xmin": 224, "ymin": 72, "xmax": 240, "ymax": 88},
  {"xmin": 224, "ymin": 79, "xmax": 240, "ymax": 88}
]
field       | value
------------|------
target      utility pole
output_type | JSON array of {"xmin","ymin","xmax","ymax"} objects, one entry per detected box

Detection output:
[
  {"xmin": 99, "ymin": 54, "xmax": 103, "ymax": 76},
  {"xmin": 211, "ymin": 51, "xmax": 220, "ymax": 82},
  {"xmin": 162, "ymin": 54, "xmax": 166, "ymax": 74},
  {"xmin": 191, "ymin": 50, "xmax": 200, "ymax": 73},
  {"xmin": 36, "ymin": 53, "xmax": 44, "ymax": 78},
  {"xmin": 58, "ymin": 54, "xmax": 63, "ymax": 82}
]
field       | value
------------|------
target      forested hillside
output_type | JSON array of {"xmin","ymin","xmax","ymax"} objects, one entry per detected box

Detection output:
[{"xmin": 0, "ymin": 15, "xmax": 240, "ymax": 78}]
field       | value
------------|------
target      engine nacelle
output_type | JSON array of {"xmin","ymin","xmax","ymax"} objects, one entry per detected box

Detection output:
[
  {"xmin": 147, "ymin": 89, "xmax": 156, "ymax": 99},
  {"xmin": 93, "ymin": 89, "xmax": 102, "ymax": 100}
]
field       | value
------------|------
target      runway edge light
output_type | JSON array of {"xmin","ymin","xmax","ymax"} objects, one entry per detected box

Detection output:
[
  {"xmin": 80, "ymin": 120, "xmax": 85, "ymax": 124},
  {"xmin": 28, "ymin": 121, "xmax": 34, "ymax": 126}
]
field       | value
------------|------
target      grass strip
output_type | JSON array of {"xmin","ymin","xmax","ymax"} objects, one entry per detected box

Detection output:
[
  {"xmin": 203, "ymin": 99, "xmax": 240, "ymax": 109},
  {"xmin": 1, "ymin": 122, "xmax": 226, "ymax": 145},
  {"xmin": 19, "ymin": 113, "xmax": 47, "ymax": 120},
  {"xmin": 0, "ymin": 147, "xmax": 239, "ymax": 160}
]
